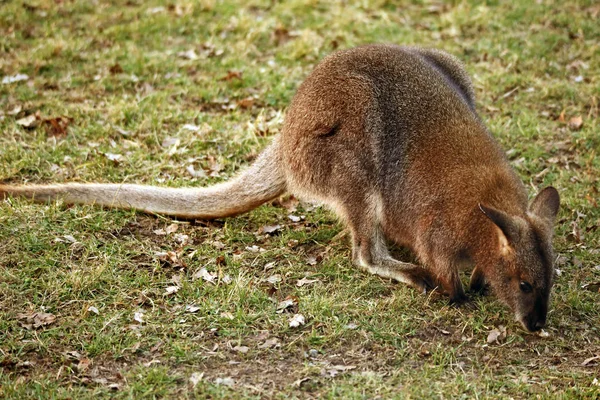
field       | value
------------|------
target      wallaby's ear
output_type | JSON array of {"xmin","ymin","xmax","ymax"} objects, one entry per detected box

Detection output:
[
  {"xmin": 479, "ymin": 204, "xmax": 520, "ymax": 243},
  {"xmin": 529, "ymin": 186, "xmax": 560, "ymax": 224}
]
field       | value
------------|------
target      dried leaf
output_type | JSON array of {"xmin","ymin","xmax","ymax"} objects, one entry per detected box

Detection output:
[
  {"xmin": 568, "ymin": 116, "xmax": 583, "ymax": 131},
  {"xmin": 219, "ymin": 70, "xmax": 242, "ymax": 81},
  {"xmin": 288, "ymin": 214, "xmax": 302, "ymax": 222},
  {"xmin": 186, "ymin": 164, "xmax": 207, "ymax": 178},
  {"xmin": 289, "ymin": 313, "xmax": 305, "ymax": 328},
  {"xmin": 487, "ymin": 325, "xmax": 507, "ymax": 344},
  {"xmin": 16, "ymin": 114, "xmax": 38, "ymax": 128},
  {"xmin": 185, "ymin": 305, "xmax": 200, "ymax": 313},
  {"xmin": 214, "ymin": 377, "xmax": 234, "ymax": 387},
  {"xmin": 581, "ymin": 282, "xmax": 600, "ymax": 293},
  {"xmin": 193, "ymin": 268, "xmax": 216, "ymax": 284},
  {"xmin": 232, "ymin": 345, "xmax": 249, "ymax": 354},
  {"xmin": 297, "ymin": 277, "xmax": 319, "ymax": 287},
  {"xmin": 18, "ymin": 312, "xmax": 56, "ymax": 329},
  {"xmin": 582, "ymin": 355, "xmax": 600, "ymax": 366},
  {"xmin": 276, "ymin": 296, "xmax": 298, "ymax": 313},
  {"xmin": 259, "ymin": 224, "xmax": 282, "ymax": 235},
  {"xmin": 2, "ymin": 73, "xmax": 29, "ymax": 84},
  {"xmin": 133, "ymin": 311, "xmax": 144, "ymax": 324},
  {"xmin": 267, "ymin": 274, "xmax": 282, "ymax": 285},
  {"xmin": 43, "ymin": 116, "xmax": 72, "ymax": 137},
  {"xmin": 165, "ymin": 224, "xmax": 179, "ymax": 234},
  {"xmin": 164, "ymin": 286, "xmax": 179, "ymax": 295},
  {"xmin": 161, "ymin": 137, "xmax": 180, "ymax": 148},
  {"xmin": 109, "ymin": 63, "xmax": 124, "ymax": 74},
  {"xmin": 77, "ymin": 357, "xmax": 91, "ymax": 372},
  {"xmin": 237, "ymin": 97, "xmax": 254, "ymax": 109},
  {"xmin": 104, "ymin": 153, "xmax": 123, "ymax": 162},
  {"xmin": 178, "ymin": 49, "xmax": 199, "ymax": 60},
  {"xmin": 259, "ymin": 337, "xmax": 281, "ymax": 349},
  {"xmin": 190, "ymin": 372, "xmax": 204, "ymax": 387}
]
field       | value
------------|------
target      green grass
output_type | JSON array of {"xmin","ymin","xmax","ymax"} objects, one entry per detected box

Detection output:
[{"xmin": 1, "ymin": 0, "xmax": 599, "ymax": 398}]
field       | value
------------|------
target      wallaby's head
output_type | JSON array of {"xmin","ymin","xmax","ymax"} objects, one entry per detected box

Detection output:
[{"xmin": 479, "ymin": 187, "xmax": 560, "ymax": 332}]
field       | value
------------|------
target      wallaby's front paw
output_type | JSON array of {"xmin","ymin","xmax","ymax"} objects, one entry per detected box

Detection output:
[
  {"xmin": 469, "ymin": 281, "xmax": 490, "ymax": 296},
  {"xmin": 448, "ymin": 292, "xmax": 469, "ymax": 306},
  {"xmin": 409, "ymin": 268, "xmax": 438, "ymax": 294}
]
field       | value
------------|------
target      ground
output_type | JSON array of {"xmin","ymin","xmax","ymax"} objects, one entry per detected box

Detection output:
[{"xmin": 0, "ymin": 0, "xmax": 599, "ymax": 398}]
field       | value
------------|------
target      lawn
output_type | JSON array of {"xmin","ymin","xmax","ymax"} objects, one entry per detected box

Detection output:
[{"xmin": 1, "ymin": 0, "xmax": 599, "ymax": 398}]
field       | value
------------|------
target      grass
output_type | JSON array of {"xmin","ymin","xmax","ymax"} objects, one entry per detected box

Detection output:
[{"xmin": 1, "ymin": 0, "xmax": 599, "ymax": 398}]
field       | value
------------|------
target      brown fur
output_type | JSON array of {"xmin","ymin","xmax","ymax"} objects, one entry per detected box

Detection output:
[{"xmin": 0, "ymin": 44, "xmax": 560, "ymax": 331}]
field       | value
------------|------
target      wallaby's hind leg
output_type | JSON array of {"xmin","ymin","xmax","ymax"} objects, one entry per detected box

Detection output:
[{"xmin": 350, "ymin": 221, "xmax": 436, "ymax": 293}]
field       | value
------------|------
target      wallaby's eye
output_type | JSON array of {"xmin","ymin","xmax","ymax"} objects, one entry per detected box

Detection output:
[{"xmin": 519, "ymin": 281, "xmax": 533, "ymax": 293}]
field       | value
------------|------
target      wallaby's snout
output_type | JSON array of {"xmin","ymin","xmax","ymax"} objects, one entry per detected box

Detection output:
[{"xmin": 517, "ymin": 288, "xmax": 550, "ymax": 332}]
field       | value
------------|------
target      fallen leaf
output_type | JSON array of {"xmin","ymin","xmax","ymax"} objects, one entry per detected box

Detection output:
[
  {"xmin": 109, "ymin": 63, "xmax": 123, "ymax": 74},
  {"xmin": 104, "ymin": 153, "xmax": 123, "ymax": 162},
  {"xmin": 581, "ymin": 355, "xmax": 600, "ymax": 366},
  {"xmin": 178, "ymin": 49, "xmax": 199, "ymax": 60},
  {"xmin": 581, "ymin": 282, "xmax": 600, "ymax": 293},
  {"xmin": 186, "ymin": 164, "xmax": 207, "ymax": 178},
  {"xmin": 487, "ymin": 325, "xmax": 507, "ymax": 344},
  {"xmin": 538, "ymin": 329, "xmax": 550, "ymax": 338},
  {"xmin": 189, "ymin": 372, "xmax": 204, "ymax": 387},
  {"xmin": 219, "ymin": 70, "xmax": 242, "ymax": 81},
  {"xmin": 185, "ymin": 305, "xmax": 200, "ymax": 313},
  {"xmin": 161, "ymin": 137, "xmax": 180, "ymax": 148},
  {"xmin": 133, "ymin": 311, "xmax": 144, "ymax": 324},
  {"xmin": 232, "ymin": 345, "xmax": 249, "ymax": 354},
  {"xmin": 164, "ymin": 286, "xmax": 179, "ymax": 295},
  {"xmin": 194, "ymin": 268, "xmax": 216, "ymax": 284},
  {"xmin": 326, "ymin": 365, "xmax": 356, "ymax": 377},
  {"xmin": 259, "ymin": 224, "xmax": 282, "ymax": 235},
  {"xmin": 77, "ymin": 358, "xmax": 91, "ymax": 372},
  {"xmin": 155, "ymin": 251, "xmax": 180, "ymax": 265},
  {"xmin": 237, "ymin": 97, "xmax": 255, "ymax": 109},
  {"xmin": 306, "ymin": 255, "xmax": 321, "ymax": 266},
  {"xmin": 245, "ymin": 245, "xmax": 264, "ymax": 253},
  {"xmin": 277, "ymin": 297, "xmax": 297, "ymax": 312},
  {"xmin": 220, "ymin": 312, "xmax": 234, "ymax": 320},
  {"xmin": 288, "ymin": 214, "xmax": 302, "ymax": 222},
  {"xmin": 289, "ymin": 313, "xmax": 305, "ymax": 328},
  {"xmin": 266, "ymin": 274, "xmax": 282, "ymax": 286},
  {"xmin": 43, "ymin": 116, "xmax": 72, "ymax": 137},
  {"xmin": 18, "ymin": 312, "xmax": 56, "ymax": 329},
  {"xmin": 16, "ymin": 114, "xmax": 38, "ymax": 128},
  {"xmin": 214, "ymin": 377, "xmax": 234, "ymax": 387},
  {"xmin": 2, "ymin": 73, "xmax": 29, "ymax": 84},
  {"xmin": 173, "ymin": 233, "xmax": 189, "ymax": 245},
  {"xmin": 568, "ymin": 116, "xmax": 583, "ymax": 131},
  {"xmin": 297, "ymin": 277, "xmax": 320, "ymax": 287},
  {"xmin": 259, "ymin": 337, "xmax": 281, "ymax": 349}
]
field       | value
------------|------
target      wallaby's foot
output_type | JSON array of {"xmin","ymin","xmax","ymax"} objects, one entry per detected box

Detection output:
[
  {"xmin": 351, "ymin": 225, "xmax": 436, "ymax": 293},
  {"xmin": 469, "ymin": 267, "xmax": 489, "ymax": 295},
  {"xmin": 354, "ymin": 256, "xmax": 436, "ymax": 293},
  {"xmin": 437, "ymin": 271, "xmax": 467, "ymax": 304}
]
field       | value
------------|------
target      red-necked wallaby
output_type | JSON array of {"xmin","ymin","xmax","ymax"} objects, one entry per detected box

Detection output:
[{"xmin": 0, "ymin": 45, "xmax": 560, "ymax": 331}]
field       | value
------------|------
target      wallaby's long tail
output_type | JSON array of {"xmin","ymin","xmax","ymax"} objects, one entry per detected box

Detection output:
[{"xmin": 0, "ymin": 138, "xmax": 286, "ymax": 219}]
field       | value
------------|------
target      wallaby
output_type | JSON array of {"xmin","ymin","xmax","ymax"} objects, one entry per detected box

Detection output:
[{"xmin": 0, "ymin": 44, "xmax": 560, "ymax": 332}]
